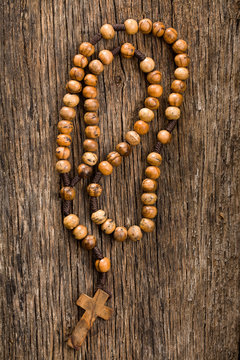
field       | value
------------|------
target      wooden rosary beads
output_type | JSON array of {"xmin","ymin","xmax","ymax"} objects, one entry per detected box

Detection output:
[{"xmin": 55, "ymin": 19, "xmax": 190, "ymax": 350}]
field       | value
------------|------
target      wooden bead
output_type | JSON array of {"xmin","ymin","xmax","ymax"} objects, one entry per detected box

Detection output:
[
  {"xmin": 59, "ymin": 106, "xmax": 76, "ymax": 120},
  {"xmin": 172, "ymin": 39, "xmax": 188, "ymax": 54},
  {"xmin": 85, "ymin": 126, "xmax": 100, "ymax": 139},
  {"xmin": 120, "ymin": 43, "xmax": 135, "ymax": 58},
  {"xmin": 100, "ymin": 24, "xmax": 115, "ymax": 39},
  {"xmin": 139, "ymin": 108, "xmax": 154, "ymax": 122},
  {"xmin": 140, "ymin": 57, "xmax": 155, "ymax": 73},
  {"xmin": 84, "ymin": 99, "xmax": 99, "ymax": 111},
  {"xmin": 60, "ymin": 186, "xmax": 76, "ymax": 200},
  {"xmin": 82, "ymin": 86, "xmax": 97, "ymax": 99},
  {"xmin": 99, "ymin": 50, "xmax": 114, "ymax": 65},
  {"xmin": 84, "ymin": 74, "xmax": 98, "ymax": 86},
  {"xmin": 124, "ymin": 19, "xmax": 138, "ymax": 34},
  {"xmin": 87, "ymin": 183, "xmax": 102, "ymax": 197},
  {"xmin": 66, "ymin": 80, "xmax": 82, "ymax": 94},
  {"xmin": 98, "ymin": 161, "xmax": 113, "ymax": 175},
  {"xmin": 116, "ymin": 142, "xmax": 132, "ymax": 156},
  {"xmin": 147, "ymin": 152, "xmax": 162, "ymax": 166},
  {"xmin": 56, "ymin": 147, "xmax": 70, "ymax": 160},
  {"xmin": 147, "ymin": 70, "xmax": 162, "ymax": 84},
  {"xmin": 142, "ymin": 206, "xmax": 157, "ymax": 219},
  {"xmin": 145, "ymin": 166, "xmax": 161, "ymax": 179},
  {"xmin": 83, "ymin": 139, "xmax": 98, "ymax": 152},
  {"xmin": 147, "ymin": 84, "xmax": 163, "ymax": 98},
  {"xmin": 95, "ymin": 257, "xmax": 111, "ymax": 272},
  {"xmin": 69, "ymin": 67, "xmax": 85, "ymax": 81},
  {"xmin": 107, "ymin": 151, "xmax": 122, "ymax": 167},
  {"xmin": 141, "ymin": 193, "xmax": 157, "ymax": 205},
  {"xmin": 163, "ymin": 27, "xmax": 178, "ymax": 44},
  {"xmin": 82, "ymin": 235, "xmax": 96, "ymax": 250},
  {"xmin": 73, "ymin": 54, "xmax": 88, "ymax": 68},
  {"xmin": 89, "ymin": 60, "xmax": 104, "ymax": 75},
  {"xmin": 174, "ymin": 53, "xmax": 190, "ymax": 67},
  {"xmin": 142, "ymin": 178, "xmax": 158, "ymax": 192},
  {"xmin": 72, "ymin": 225, "xmax": 88, "ymax": 240},
  {"xmin": 168, "ymin": 93, "xmax": 183, "ymax": 107},
  {"xmin": 63, "ymin": 214, "xmax": 79, "ymax": 230},
  {"xmin": 144, "ymin": 97, "xmax": 160, "ymax": 110},
  {"xmin": 140, "ymin": 218, "xmax": 155, "ymax": 232},
  {"xmin": 56, "ymin": 160, "xmax": 71, "ymax": 173},
  {"xmin": 171, "ymin": 80, "xmax": 186, "ymax": 93},
  {"xmin": 157, "ymin": 130, "xmax": 172, "ymax": 144},
  {"xmin": 57, "ymin": 120, "xmax": 73, "ymax": 134},
  {"xmin": 84, "ymin": 112, "xmax": 99, "ymax": 125},
  {"xmin": 139, "ymin": 18, "xmax": 152, "ymax": 34},
  {"xmin": 57, "ymin": 134, "xmax": 72, "ymax": 146},
  {"xmin": 79, "ymin": 42, "xmax": 95, "ymax": 57},
  {"xmin": 174, "ymin": 67, "xmax": 189, "ymax": 80},
  {"xmin": 165, "ymin": 106, "xmax": 181, "ymax": 120},
  {"xmin": 63, "ymin": 93, "xmax": 79, "ymax": 107},
  {"xmin": 152, "ymin": 22, "xmax": 165, "ymax": 37},
  {"xmin": 82, "ymin": 152, "xmax": 98, "ymax": 166},
  {"xmin": 133, "ymin": 120, "xmax": 149, "ymax": 135},
  {"xmin": 113, "ymin": 226, "xmax": 128, "ymax": 242},
  {"xmin": 77, "ymin": 163, "xmax": 93, "ymax": 178},
  {"xmin": 101, "ymin": 219, "xmax": 116, "ymax": 234},
  {"xmin": 125, "ymin": 131, "xmax": 141, "ymax": 145},
  {"xmin": 91, "ymin": 210, "xmax": 107, "ymax": 225},
  {"xmin": 127, "ymin": 225, "xmax": 142, "ymax": 241}
]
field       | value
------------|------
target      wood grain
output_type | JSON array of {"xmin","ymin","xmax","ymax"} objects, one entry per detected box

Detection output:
[{"xmin": 0, "ymin": 0, "xmax": 239, "ymax": 359}]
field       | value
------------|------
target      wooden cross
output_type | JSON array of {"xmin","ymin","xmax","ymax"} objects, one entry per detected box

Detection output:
[{"xmin": 67, "ymin": 289, "xmax": 113, "ymax": 350}]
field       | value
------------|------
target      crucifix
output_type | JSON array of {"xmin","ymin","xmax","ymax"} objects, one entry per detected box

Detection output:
[{"xmin": 67, "ymin": 289, "xmax": 113, "ymax": 350}]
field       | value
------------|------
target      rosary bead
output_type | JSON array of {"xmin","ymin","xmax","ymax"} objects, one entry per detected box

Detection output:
[
  {"xmin": 124, "ymin": 19, "xmax": 138, "ymax": 34},
  {"xmin": 82, "ymin": 152, "xmax": 98, "ymax": 166},
  {"xmin": 72, "ymin": 225, "xmax": 88, "ymax": 240},
  {"xmin": 147, "ymin": 152, "xmax": 162, "ymax": 166},
  {"xmin": 116, "ymin": 142, "xmax": 132, "ymax": 156},
  {"xmin": 139, "ymin": 18, "xmax": 152, "ymax": 34},
  {"xmin": 84, "ymin": 74, "xmax": 98, "ymax": 86},
  {"xmin": 56, "ymin": 160, "xmax": 71, "ymax": 173},
  {"xmin": 133, "ymin": 120, "xmax": 149, "ymax": 135},
  {"xmin": 79, "ymin": 42, "xmax": 95, "ymax": 57},
  {"xmin": 69, "ymin": 67, "xmax": 85, "ymax": 81},
  {"xmin": 95, "ymin": 257, "xmax": 111, "ymax": 272},
  {"xmin": 91, "ymin": 210, "xmax": 107, "ymax": 225},
  {"xmin": 63, "ymin": 93, "xmax": 80, "ymax": 107},
  {"xmin": 168, "ymin": 93, "xmax": 183, "ymax": 107},
  {"xmin": 147, "ymin": 84, "xmax": 163, "ymax": 98},
  {"xmin": 87, "ymin": 183, "xmax": 102, "ymax": 197},
  {"xmin": 174, "ymin": 67, "xmax": 189, "ymax": 80},
  {"xmin": 163, "ymin": 27, "xmax": 178, "ymax": 44},
  {"xmin": 84, "ymin": 112, "xmax": 99, "ymax": 125},
  {"xmin": 120, "ymin": 43, "xmax": 135, "ymax": 58},
  {"xmin": 73, "ymin": 54, "xmax": 88, "ymax": 68},
  {"xmin": 98, "ymin": 161, "xmax": 113, "ymax": 175},
  {"xmin": 77, "ymin": 163, "xmax": 93, "ymax": 178},
  {"xmin": 63, "ymin": 214, "xmax": 79, "ymax": 230},
  {"xmin": 84, "ymin": 99, "xmax": 99, "ymax": 112},
  {"xmin": 57, "ymin": 134, "xmax": 72, "ymax": 146},
  {"xmin": 82, "ymin": 235, "xmax": 97, "ymax": 250},
  {"xmin": 107, "ymin": 151, "xmax": 122, "ymax": 167},
  {"xmin": 141, "ymin": 193, "xmax": 157, "ymax": 205},
  {"xmin": 142, "ymin": 178, "xmax": 158, "ymax": 192},
  {"xmin": 82, "ymin": 86, "xmax": 97, "ymax": 99},
  {"xmin": 152, "ymin": 22, "xmax": 165, "ymax": 37},
  {"xmin": 174, "ymin": 53, "xmax": 190, "ymax": 67},
  {"xmin": 157, "ymin": 130, "xmax": 172, "ymax": 144},
  {"xmin": 57, "ymin": 120, "xmax": 73, "ymax": 134},
  {"xmin": 144, "ymin": 97, "xmax": 160, "ymax": 110},
  {"xmin": 142, "ymin": 206, "xmax": 157, "ymax": 219},
  {"xmin": 100, "ymin": 24, "xmax": 115, "ymax": 39},
  {"xmin": 56, "ymin": 147, "xmax": 70, "ymax": 160},
  {"xmin": 101, "ymin": 219, "xmax": 116, "ymax": 234},
  {"xmin": 127, "ymin": 225, "xmax": 142, "ymax": 241},
  {"xmin": 140, "ymin": 57, "xmax": 155, "ymax": 73},
  {"xmin": 113, "ymin": 226, "xmax": 128, "ymax": 242},
  {"xmin": 85, "ymin": 125, "xmax": 100, "ymax": 139},
  {"xmin": 125, "ymin": 131, "xmax": 141, "ymax": 146},
  {"xmin": 147, "ymin": 70, "xmax": 162, "ymax": 84},
  {"xmin": 66, "ymin": 80, "xmax": 82, "ymax": 94},
  {"xmin": 89, "ymin": 60, "xmax": 104, "ymax": 75},
  {"xmin": 172, "ymin": 39, "xmax": 188, "ymax": 54},
  {"xmin": 145, "ymin": 166, "xmax": 161, "ymax": 179},
  {"xmin": 99, "ymin": 49, "xmax": 114, "ymax": 65},
  {"xmin": 139, "ymin": 108, "xmax": 154, "ymax": 122},
  {"xmin": 165, "ymin": 106, "xmax": 181, "ymax": 120},
  {"xmin": 60, "ymin": 106, "xmax": 76, "ymax": 120},
  {"xmin": 83, "ymin": 139, "xmax": 98, "ymax": 152},
  {"xmin": 171, "ymin": 80, "xmax": 186, "ymax": 93},
  {"xmin": 60, "ymin": 186, "xmax": 76, "ymax": 200},
  {"xmin": 140, "ymin": 218, "xmax": 155, "ymax": 232}
]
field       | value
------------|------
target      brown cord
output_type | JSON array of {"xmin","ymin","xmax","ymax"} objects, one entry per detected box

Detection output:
[
  {"xmin": 70, "ymin": 175, "xmax": 81, "ymax": 187},
  {"xmin": 166, "ymin": 120, "xmax": 177, "ymax": 133},
  {"xmin": 112, "ymin": 45, "xmax": 121, "ymax": 57},
  {"xmin": 92, "ymin": 246, "xmax": 103, "ymax": 260},
  {"xmin": 113, "ymin": 24, "xmax": 125, "ymax": 31},
  {"xmin": 63, "ymin": 200, "xmax": 71, "ymax": 217},
  {"xmin": 90, "ymin": 32, "xmax": 102, "ymax": 45},
  {"xmin": 92, "ymin": 171, "xmax": 102, "ymax": 184},
  {"xmin": 90, "ymin": 197, "xmax": 98, "ymax": 213},
  {"xmin": 61, "ymin": 173, "xmax": 71, "ymax": 186},
  {"xmin": 134, "ymin": 49, "xmax": 146, "ymax": 62}
]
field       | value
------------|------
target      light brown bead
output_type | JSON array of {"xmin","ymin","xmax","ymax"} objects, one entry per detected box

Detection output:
[
  {"xmin": 140, "ymin": 218, "xmax": 155, "ymax": 232},
  {"xmin": 141, "ymin": 193, "xmax": 157, "ymax": 205},
  {"xmin": 145, "ymin": 97, "xmax": 160, "ymax": 110},
  {"xmin": 59, "ymin": 106, "xmax": 76, "ymax": 120},
  {"xmin": 127, "ymin": 225, "xmax": 142, "ymax": 241},
  {"xmin": 124, "ymin": 19, "xmax": 138, "ymax": 34},
  {"xmin": 120, "ymin": 43, "xmax": 135, "ymax": 58},
  {"xmin": 172, "ymin": 39, "xmax": 188, "ymax": 54},
  {"xmin": 113, "ymin": 226, "xmax": 128, "ymax": 242},
  {"xmin": 107, "ymin": 151, "xmax": 122, "ymax": 167},
  {"xmin": 63, "ymin": 93, "xmax": 79, "ymax": 107},
  {"xmin": 60, "ymin": 186, "xmax": 76, "ymax": 200},
  {"xmin": 147, "ymin": 152, "xmax": 162, "ymax": 166},
  {"xmin": 79, "ymin": 42, "xmax": 95, "ymax": 57},
  {"xmin": 57, "ymin": 134, "xmax": 72, "ymax": 146},
  {"xmin": 83, "ymin": 139, "xmax": 98, "ymax": 152},
  {"xmin": 82, "ymin": 86, "xmax": 97, "ymax": 99},
  {"xmin": 142, "ymin": 178, "xmax": 158, "ymax": 192},
  {"xmin": 99, "ymin": 49, "xmax": 114, "ymax": 65},
  {"xmin": 72, "ymin": 225, "xmax": 88, "ymax": 240},
  {"xmin": 142, "ymin": 206, "xmax": 157, "ymax": 219},
  {"xmin": 82, "ymin": 235, "xmax": 96, "ymax": 250},
  {"xmin": 63, "ymin": 214, "xmax": 79, "ymax": 230},
  {"xmin": 69, "ymin": 67, "xmax": 85, "ymax": 81},
  {"xmin": 101, "ymin": 219, "xmax": 116, "ymax": 234},
  {"xmin": 139, "ymin": 18, "xmax": 152, "ymax": 34},
  {"xmin": 98, "ymin": 161, "xmax": 113, "ymax": 175},
  {"xmin": 57, "ymin": 120, "xmax": 73, "ymax": 134},
  {"xmin": 147, "ymin": 84, "xmax": 163, "ymax": 98},
  {"xmin": 174, "ymin": 67, "xmax": 189, "ymax": 80},
  {"xmin": 145, "ymin": 166, "xmax": 160, "ymax": 179},
  {"xmin": 147, "ymin": 70, "xmax": 162, "ymax": 84},
  {"xmin": 73, "ymin": 54, "xmax": 88, "ymax": 68},
  {"xmin": 56, "ymin": 160, "xmax": 71, "ymax": 173},
  {"xmin": 165, "ymin": 106, "xmax": 181, "ymax": 120},
  {"xmin": 84, "ymin": 99, "xmax": 99, "ymax": 112},
  {"xmin": 163, "ymin": 27, "xmax": 178, "ymax": 44},
  {"xmin": 171, "ymin": 80, "xmax": 186, "ymax": 93},
  {"xmin": 82, "ymin": 152, "xmax": 98, "ymax": 166},
  {"xmin": 125, "ymin": 131, "xmax": 141, "ymax": 146},
  {"xmin": 84, "ymin": 112, "xmax": 99, "ymax": 125},
  {"xmin": 91, "ymin": 210, "xmax": 107, "ymax": 225},
  {"xmin": 89, "ymin": 60, "xmax": 104, "ymax": 75},
  {"xmin": 87, "ymin": 183, "xmax": 102, "ymax": 197},
  {"xmin": 77, "ymin": 163, "xmax": 93, "ymax": 178},
  {"xmin": 116, "ymin": 142, "xmax": 132, "ymax": 156},
  {"xmin": 56, "ymin": 147, "xmax": 70, "ymax": 160},
  {"xmin": 168, "ymin": 93, "xmax": 183, "ymax": 107},
  {"xmin": 95, "ymin": 257, "xmax": 111, "ymax": 272},
  {"xmin": 66, "ymin": 80, "xmax": 82, "ymax": 94},
  {"xmin": 84, "ymin": 74, "xmax": 98, "ymax": 86},
  {"xmin": 133, "ymin": 120, "xmax": 149, "ymax": 135},
  {"xmin": 152, "ymin": 22, "xmax": 165, "ymax": 37},
  {"xmin": 140, "ymin": 57, "xmax": 155, "ymax": 73},
  {"xmin": 174, "ymin": 53, "xmax": 190, "ymax": 67},
  {"xmin": 157, "ymin": 130, "xmax": 172, "ymax": 144},
  {"xmin": 85, "ymin": 125, "xmax": 100, "ymax": 139},
  {"xmin": 139, "ymin": 108, "xmax": 154, "ymax": 122},
  {"xmin": 100, "ymin": 24, "xmax": 115, "ymax": 39}
]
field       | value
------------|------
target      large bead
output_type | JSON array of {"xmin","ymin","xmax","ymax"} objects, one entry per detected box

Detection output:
[
  {"xmin": 83, "ymin": 139, "xmax": 98, "ymax": 152},
  {"xmin": 141, "ymin": 193, "xmax": 157, "ymax": 205},
  {"xmin": 139, "ymin": 108, "xmax": 154, "ymax": 122},
  {"xmin": 77, "ymin": 163, "xmax": 93, "ymax": 178},
  {"xmin": 60, "ymin": 186, "xmax": 76, "ymax": 200},
  {"xmin": 59, "ymin": 106, "xmax": 76, "ymax": 120},
  {"xmin": 152, "ymin": 22, "xmax": 165, "ymax": 37},
  {"xmin": 121, "ymin": 43, "xmax": 135, "ymax": 58},
  {"xmin": 63, "ymin": 214, "xmax": 79, "ymax": 230},
  {"xmin": 144, "ymin": 97, "xmax": 160, "ymax": 110},
  {"xmin": 57, "ymin": 120, "xmax": 73, "ymax": 134},
  {"xmin": 140, "ymin": 57, "xmax": 155, "ymax": 73},
  {"xmin": 142, "ymin": 178, "xmax": 158, "ymax": 192},
  {"xmin": 116, "ymin": 142, "xmax": 132, "ymax": 156},
  {"xmin": 69, "ymin": 67, "xmax": 85, "ymax": 81},
  {"xmin": 127, "ymin": 225, "xmax": 142, "ymax": 241},
  {"xmin": 98, "ymin": 161, "xmax": 113, "ymax": 175},
  {"xmin": 91, "ymin": 210, "xmax": 107, "ymax": 224},
  {"xmin": 99, "ymin": 49, "xmax": 114, "ymax": 65},
  {"xmin": 157, "ymin": 130, "xmax": 172, "ymax": 144},
  {"xmin": 147, "ymin": 152, "xmax": 162, "ymax": 166},
  {"xmin": 171, "ymin": 80, "xmax": 186, "ymax": 93},
  {"xmin": 107, "ymin": 151, "xmax": 122, "ymax": 167},
  {"xmin": 101, "ymin": 219, "xmax": 116, "ymax": 234},
  {"xmin": 95, "ymin": 257, "xmax": 111, "ymax": 272},
  {"xmin": 82, "ymin": 152, "xmax": 98, "ymax": 166},
  {"xmin": 172, "ymin": 39, "xmax": 188, "ymax": 54},
  {"xmin": 56, "ymin": 160, "xmax": 71, "ymax": 173},
  {"xmin": 72, "ymin": 225, "xmax": 88, "ymax": 240},
  {"xmin": 56, "ymin": 147, "xmax": 70, "ymax": 160},
  {"xmin": 174, "ymin": 67, "xmax": 189, "ymax": 80},
  {"xmin": 100, "ymin": 24, "xmax": 115, "ymax": 39},
  {"xmin": 139, "ymin": 18, "xmax": 152, "ymax": 34},
  {"xmin": 84, "ymin": 112, "xmax": 99, "ymax": 125},
  {"xmin": 145, "ymin": 166, "xmax": 161, "ymax": 179},
  {"xmin": 79, "ymin": 42, "xmax": 95, "ymax": 57},
  {"xmin": 87, "ymin": 183, "xmax": 102, "ymax": 197},
  {"xmin": 168, "ymin": 93, "xmax": 183, "ymax": 107},
  {"xmin": 174, "ymin": 53, "xmax": 190, "ymax": 67},
  {"xmin": 84, "ymin": 74, "xmax": 98, "ymax": 86},
  {"xmin": 147, "ymin": 84, "xmax": 163, "ymax": 98},
  {"xmin": 84, "ymin": 99, "xmax": 99, "ymax": 111},
  {"xmin": 82, "ymin": 86, "xmax": 97, "ymax": 99},
  {"xmin": 142, "ymin": 206, "xmax": 157, "ymax": 219},
  {"xmin": 165, "ymin": 106, "xmax": 181, "ymax": 120},
  {"xmin": 163, "ymin": 27, "xmax": 178, "ymax": 44},
  {"xmin": 63, "ymin": 93, "xmax": 79, "ymax": 107},
  {"xmin": 89, "ymin": 60, "xmax": 104, "ymax": 75},
  {"xmin": 56, "ymin": 134, "xmax": 72, "ymax": 147},
  {"xmin": 147, "ymin": 70, "xmax": 162, "ymax": 84},
  {"xmin": 85, "ymin": 125, "xmax": 100, "ymax": 139},
  {"xmin": 73, "ymin": 54, "xmax": 88, "ymax": 68},
  {"xmin": 113, "ymin": 227, "xmax": 128, "ymax": 242},
  {"xmin": 125, "ymin": 131, "xmax": 141, "ymax": 145},
  {"xmin": 140, "ymin": 218, "xmax": 155, "ymax": 232},
  {"xmin": 134, "ymin": 120, "xmax": 149, "ymax": 135},
  {"xmin": 82, "ymin": 235, "xmax": 96, "ymax": 250},
  {"xmin": 124, "ymin": 19, "xmax": 138, "ymax": 34}
]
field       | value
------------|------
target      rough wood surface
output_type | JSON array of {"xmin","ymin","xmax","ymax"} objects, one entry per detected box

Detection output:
[{"xmin": 0, "ymin": 0, "xmax": 239, "ymax": 359}]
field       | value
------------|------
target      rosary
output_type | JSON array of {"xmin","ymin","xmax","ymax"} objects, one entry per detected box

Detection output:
[{"xmin": 55, "ymin": 18, "xmax": 190, "ymax": 350}]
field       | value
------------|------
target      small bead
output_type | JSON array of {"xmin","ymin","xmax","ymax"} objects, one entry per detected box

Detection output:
[
  {"xmin": 165, "ymin": 106, "xmax": 181, "ymax": 120},
  {"xmin": 124, "ymin": 19, "xmax": 138, "ymax": 34},
  {"xmin": 83, "ymin": 139, "xmax": 98, "ymax": 152},
  {"xmin": 89, "ymin": 59, "xmax": 104, "ymax": 75},
  {"xmin": 140, "ymin": 218, "xmax": 155, "ymax": 232},
  {"xmin": 172, "ymin": 39, "xmax": 188, "ymax": 54},
  {"xmin": 142, "ymin": 206, "xmax": 157, "ymax": 219},
  {"xmin": 60, "ymin": 186, "xmax": 76, "ymax": 200},
  {"xmin": 57, "ymin": 134, "xmax": 72, "ymax": 146},
  {"xmin": 99, "ymin": 49, "xmax": 114, "ymax": 65},
  {"xmin": 157, "ymin": 130, "xmax": 172, "ymax": 144},
  {"xmin": 174, "ymin": 67, "xmax": 189, "ymax": 80},
  {"xmin": 140, "ymin": 57, "xmax": 155, "ymax": 73},
  {"xmin": 145, "ymin": 97, "xmax": 160, "ymax": 110},
  {"xmin": 84, "ymin": 112, "xmax": 99, "ymax": 125},
  {"xmin": 145, "ymin": 166, "xmax": 161, "ymax": 179},
  {"xmin": 82, "ymin": 152, "xmax": 98, "ymax": 166},
  {"xmin": 91, "ymin": 210, "xmax": 107, "ymax": 225},
  {"xmin": 95, "ymin": 257, "xmax": 111, "ymax": 272},
  {"xmin": 163, "ymin": 27, "xmax": 178, "ymax": 44},
  {"xmin": 98, "ymin": 161, "xmax": 113, "ymax": 175},
  {"xmin": 63, "ymin": 93, "xmax": 79, "ymax": 107},
  {"xmin": 73, "ymin": 54, "xmax": 88, "ymax": 68},
  {"xmin": 113, "ymin": 226, "xmax": 128, "ymax": 242},
  {"xmin": 168, "ymin": 93, "xmax": 183, "ymax": 107},
  {"xmin": 82, "ymin": 235, "xmax": 96, "ymax": 250},
  {"xmin": 85, "ymin": 125, "xmax": 100, "ymax": 139},
  {"xmin": 101, "ymin": 219, "xmax": 116, "ymax": 234},
  {"xmin": 77, "ymin": 163, "xmax": 93, "ymax": 178},
  {"xmin": 79, "ymin": 42, "xmax": 95, "ymax": 57},
  {"xmin": 82, "ymin": 86, "xmax": 97, "ymax": 99},
  {"xmin": 63, "ymin": 214, "xmax": 79, "ymax": 230},
  {"xmin": 152, "ymin": 22, "xmax": 165, "ymax": 37},
  {"xmin": 141, "ymin": 193, "xmax": 157, "ymax": 205},
  {"xmin": 139, "ymin": 18, "xmax": 152, "ymax": 34},
  {"xmin": 116, "ymin": 142, "xmax": 132, "ymax": 156},
  {"xmin": 139, "ymin": 108, "xmax": 154, "ymax": 122},
  {"xmin": 84, "ymin": 99, "xmax": 99, "ymax": 112},
  {"xmin": 100, "ymin": 24, "xmax": 115, "ymax": 39},
  {"xmin": 87, "ymin": 183, "xmax": 102, "ymax": 197},
  {"xmin": 72, "ymin": 225, "xmax": 88, "ymax": 240},
  {"xmin": 142, "ymin": 178, "xmax": 158, "ymax": 192},
  {"xmin": 69, "ymin": 67, "xmax": 85, "ymax": 81},
  {"xmin": 120, "ymin": 43, "xmax": 135, "ymax": 58},
  {"xmin": 147, "ymin": 152, "xmax": 162, "ymax": 166},
  {"xmin": 107, "ymin": 151, "xmax": 122, "ymax": 167},
  {"xmin": 56, "ymin": 147, "xmax": 70, "ymax": 160},
  {"xmin": 147, "ymin": 70, "xmax": 162, "ymax": 84},
  {"xmin": 56, "ymin": 160, "xmax": 71, "ymax": 173},
  {"xmin": 127, "ymin": 225, "xmax": 142, "ymax": 241},
  {"xmin": 66, "ymin": 80, "xmax": 82, "ymax": 94},
  {"xmin": 147, "ymin": 84, "xmax": 163, "ymax": 98},
  {"xmin": 174, "ymin": 53, "xmax": 190, "ymax": 67},
  {"xmin": 84, "ymin": 74, "xmax": 98, "ymax": 86},
  {"xmin": 171, "ymin": 80, "xmax": 186, "ymax": 93},
  {"xmin": 57, "ymin": 120, "xmax": 73, "ymax": 134},
  {"xmin": 125, "ymin": 131, "xmax": 141, "ymax": 146},
  {"xmin": 133, "ymin": 120, "xmax": 149, "ymax": 135},
  {"xmin": 59, "ymin": 106, "xmax": 76, "ymax": 120}
]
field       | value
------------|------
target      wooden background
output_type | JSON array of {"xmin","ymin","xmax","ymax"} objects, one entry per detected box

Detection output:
[{"xmin": 0, "ymin": 0, "xmax": 239, "ymax": 359}]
